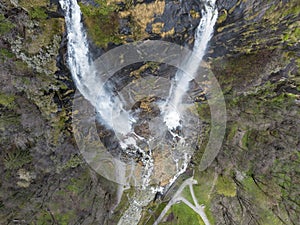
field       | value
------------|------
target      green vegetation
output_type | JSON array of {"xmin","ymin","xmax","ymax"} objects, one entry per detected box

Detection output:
[
  {"xmin": 282, "ymin": 26, "xmax": 300, "ymax": 46},
  {"xmin": 0, "ymin": 14, "xmax": 14, "ymax": 35},
  {"xmin": 19, "ymin": 0, "xmax": 48, "ymax": 8},
  {"xmin": 241, "ymin": 130, "xmax": 250, "ymax": 149},
  {"xmin": 162, "ymin": 202, "xmax": 205, "ymax": 225},
  {"xmin": 216, "ymin": 175, "xmax": 236, "ymax": 197},
  {"xmin": 261, "ymin": 0, "xmax": 299, "ymax": 22},
  {"xmin": 80, "ymin": 0, "xmax": 117, "ymax": 16},
  {"xmin": 3, "ymin": 149, "xmax": 32, "ymax": 170},
  {"xmin": 217, "ymin": 9, "xmax": 227, "ymax": 24},
  {"xmin": 181, "ymin": 186, "xmax": 194, "ymax": 203},
  {"xmin": 242, "ymin": 177, "xmax": 284, "ymax": 224},
  {"xmin": 35, "ymin": 210, "xmax": 53, "ymax": 225},
  {"xmin": 61, "ymin": 154, "xmax": 83, "ymax": 171},
  {"xmin": 19, "ymin": 0, "xmax": 48, "ymax": 20},
  {"xmin": 137, "ymin": 202, "xmax": 167, "ymax": 225},
  {"xmin": 0, "ymin": 93, "xmax": 15, "ymax": 109},
  {"xmin": 192, "ymin": 170, "xmax": 216, "ymax": 224},
  {"xmin": 0, "ymin": 114, "xmax": 20, "ymax": 132},
  {"xmin": 54, "ymin": 211, "xmax": 76, "ymax": 225},
  {"xmin": 79, "ymin": 0, "xmax": 122, "ymax": 47},
  {"xmin": 227, "ymin": 122, "xmax": 238, "ymax": 141},
  {"xmin": 197, "ymin": 102, "xmax": 211, "ymax": 122},
  {"xmin": 35, "ymin": 169, "xmax": 94, "ymax": 225},
  {"xmin": 28, "ymin": 7, "xmax": 48, "ymax": 20},
  {"xmin": 0, "ymin": 48, "xmax": 14, "ymax": 59}
]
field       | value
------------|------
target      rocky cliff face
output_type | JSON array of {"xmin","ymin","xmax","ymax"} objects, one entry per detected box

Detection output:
[
  {"xmin": 0, "ymin": 0, "xmax": 117, "ymax": 224},
  {"xmin": 203, "ymin": 0, "xmax": 300, "ymax": 224},
  {"xmin": 0, "ymin": 0, "xmax": 299, "ymax": 224}
]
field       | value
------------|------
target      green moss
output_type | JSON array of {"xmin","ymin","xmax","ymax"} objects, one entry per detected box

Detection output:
[
  {"xmin": 227, "ymin": 122, "xmax": 238, "ymax": 141},
  {"xmin": 79, "ymin": 1, "xmax": 122, "ymax": 47},
  {"xmin": 217, "ymin": 9, "xmax": 227, "ymax": 24},
  {"xmin": 0, "ymin": 14, "xmax": 15, "ymax": 34},
  {"xmin": 282, "ymin": 27, "xmax": 300, "ymax": 45},
  {"xmin": 197, "ymin": 102, "xmax": 211, "ymax": 122},
  {"xmin": 28, "ymin": 7, "xmax": 48, "ymax": 20},
  {"xmin": 264, "ymin": 0, "xmax": 300, "ymax": 22},
  {"xmin": 55, "ymin": 211, "xmax": 76, "ymax": 225},
  {"xmin": 0, "ymin": 93, "xmax": 15, "ymax": 108},
  {"xmin": 36, "ymin": 210, "xmax": 53, "ymax": 225},
  {"xmin": 0, "ymin": 48, "xmax": 14, "ymax": 59},
  {"xmin": 62, "ymin": 154, "xmax": 83, "ymax": 170},
  {"xmin": 216, "ymin": 175, "xmax": 236, "ymax": 197},
  {"xmin": 19, "ymin": 0, "xmax": 48, "ymax": 8}
]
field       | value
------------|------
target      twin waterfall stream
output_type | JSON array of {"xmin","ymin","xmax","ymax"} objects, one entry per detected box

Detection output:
[{"xmin": 59, "ymin": 0, "xmax": 218, "ymax": 224}]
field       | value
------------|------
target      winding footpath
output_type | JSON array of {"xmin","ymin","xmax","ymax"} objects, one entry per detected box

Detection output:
[{"xmin": 153, "ymin": 177, "xmax": 210, "ymax": 225}]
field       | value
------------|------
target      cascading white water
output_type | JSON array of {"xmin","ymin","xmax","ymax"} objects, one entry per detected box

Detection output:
[
  {"xmin": 60, "ymin": 0, "xmax": 154, "ymax": 188},
  {"xmin": 60, "ymin": 0, "xmax": 217, "ymax": 192},
  {"xmin": 162, "ymin": 0, "xmax": 218, "ymax": 134},
  {"xmin": 62, "ymin": 0, "xmax": 218, "ymax": 223},
  {"xmin": 59, "ymin": 0, "xmax": 133, "ymax": 135}
]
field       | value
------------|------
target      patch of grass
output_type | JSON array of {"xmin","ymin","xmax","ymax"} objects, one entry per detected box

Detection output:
[
  {"xmin": 181, "ymin": 186, "xmax": 194, "ymax": 203},
  {"xmin": 3, "ymin": 149, "xmax": 32, "ymax": 170},
  {"xmin": 216, "ymin": 175, "xmax": 236, "ymax": 197},
  {"xmin": 0, "ymin": 48, "xmax": 14, "ymax": 59},
  {"xmin": 36, "ymin": 210, "xmax": 53, "ymax": 225},
  {"xmin": 28, "ymin": 7, "xmax": 48, "ymax": 20},
  {"xmin": 19, "ymin": 0, "xmax": 48, "ymax": 8},
  {"xmin": 0, "ymin": 14, "xmax": 15, "ymax": 35},
  {"xmin": 197, "ymin": 102, "xmax": 211, "ymax": 122},
  {"xmin": 162, "ymin": 202, "xmax": 204, "ymax": 225},
  {"xmin": 166, "ymin": 203, "xmax": 204, "ymax": 225},
  {"xmin": 282, "ymin": 26, "xmax": 300, "ymax": 46},
  {"xmin": 242, "ymin": 177, "xmax": 284, "ymax": 224},
  {"xmin": 62, "ymin": 154, "xmax": 83, "ymax": 171},
  {"xmin": 227, "ymin": 122, "xmax": 238, "ymax": 141},
  {"xmin": 79, "ymin": 1, "xmax": 122, "ymax": 47},
  {"xmin": 192, "ymin": 170, "xmax": 216, "ymax": 224}
]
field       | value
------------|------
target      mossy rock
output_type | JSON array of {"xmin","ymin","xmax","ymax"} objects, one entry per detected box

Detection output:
[
  {"xmin": 0, "ymin": 14, "xmax": 15, "ymax": 35},
  {"xmin": 0, "ymin": 93, "xmax": 15, "ymax": 109},
  {"xmin": 79, "ymin": 0, "xmax": 122, "ymax": 47}
]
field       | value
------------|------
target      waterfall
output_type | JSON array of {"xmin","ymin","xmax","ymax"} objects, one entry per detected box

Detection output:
[
  {"xmin": 59, "ymin": 0, "xmax": 133, "ymax": 135},
  {"xmin": 60, "ymin": 0, "xmax": 154, "ymax": 189},
  {"xmin": 162, "ymin": 0, "xmax": 218, "ymax": 135},
  {"xmin": 60, "ymin": 0, "xmax": 218, "ymax": 192}
]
